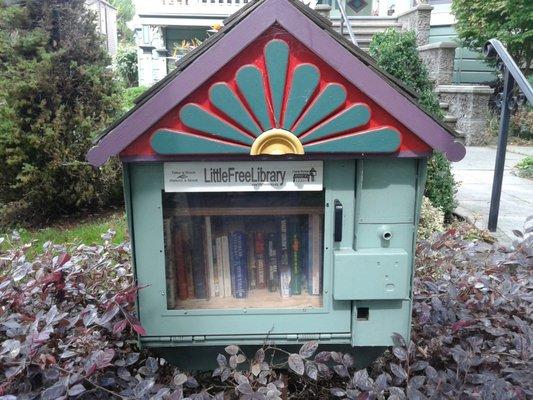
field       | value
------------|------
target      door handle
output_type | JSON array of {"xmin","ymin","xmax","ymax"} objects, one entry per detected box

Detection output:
[{"xmin": 334, "ymin": 199, "xmax": 343, "ymax": 242}]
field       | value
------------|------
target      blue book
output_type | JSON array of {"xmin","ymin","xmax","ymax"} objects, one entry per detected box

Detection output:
[
  {"xmin": 191, "ymin": 217, "xmax": 207, "ymax": 299},
  {"xmin": 229, "ymin": 231, "xmax": 249, "ymax": 299}
]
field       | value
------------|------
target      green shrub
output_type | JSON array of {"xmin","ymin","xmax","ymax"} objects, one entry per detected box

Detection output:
[
  {"xmin": 0, "ymin": 0, "xmax": 123, "ymax": 228},
  {"xmin": 115, "ymin": 45, "xmax": 138, "ymax": 87},
  {"xmin": 120, "ymin": 86, "xmax": 148, "ymax": 112},
  {"xmin": 369, "ymin": 29, "xmax": 457, "ymax": 216},
  {"xmin": 418, "ymin": 196, "xmax": 445, "ymax": 239},
  {"xmin": 452, "ymin": 0, "xmax": 532, "ymax": 72},
  {"xmin": 515, "ymin": 156, "xmax": 533, "ymax": 179}
]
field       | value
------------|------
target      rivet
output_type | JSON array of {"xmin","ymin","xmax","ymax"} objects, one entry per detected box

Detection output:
[
  {"xmin": 160, "ymin": 292, "xmax": 165, "ymax": 296},
  {"xmin": 243, "ymin": 309, "xmax": 247, "ymax": 313}
]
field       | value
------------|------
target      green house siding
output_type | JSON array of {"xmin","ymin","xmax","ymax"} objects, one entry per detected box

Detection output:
[{"xmin": 429, "ymin": 25, "xmax": 496, "ymax": 84}]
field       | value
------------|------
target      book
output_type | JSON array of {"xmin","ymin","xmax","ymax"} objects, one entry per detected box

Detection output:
[
  {"xmin": 308, "ymin": 214, "xmax": 322, "ymax": 296},
  {"xmin": 266, "ymin": 232, "xmax": 279, "ymax": 292},
  {"xmin": 163, "ymin": 218, "xmax": 177, "ymax": 308},
  {"xmin": 290, "ymin": 229, "xmax": 301, "ymax": 295},
  {"xmin": 299, "ymin": 216, "xmax": 309, "ymax": 294},
  {"xmin": 247, "ymin": 232, "xmax": 257, "ymax": 290},
  {"xmin": 181, "ymin": 220, "xmax": 195, "ymax": 299},
  {"xmin": 173, "ymin": 220, "xmax": 189, "ymax": 301},
  {"xmin": 229, "ymin": 231, "xmax": 249, "ymax": 299},
  {"xmin": 204, "ymin": 216, "xmax": 216, "ymax": 298},
  {"xmin": 191, "ymin": 217, "xmax": 207, "ymax": 299},
  {"xmin": 220, "ymin": 235, "xmax": 232, "ymax": 297},
  {"xmin": 279, "ymin": 218, "xmax": 291, "ymax": 297},
  {"xmin": 254, "ymin": 232, "xmax": 267, "ymax": 289},
  {"xmin": 212, "ymin": 238, "xmax": 221, "ymax": 297}
]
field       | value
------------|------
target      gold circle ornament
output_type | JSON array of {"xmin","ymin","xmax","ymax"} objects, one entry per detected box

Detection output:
[{"xmin": 250, "ymin": 129, "xmax": 305, "ymax": 155}]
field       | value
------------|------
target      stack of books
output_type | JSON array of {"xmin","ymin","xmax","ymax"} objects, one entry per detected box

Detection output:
[{"xmin": 163, "ymin": 213, "xmax": 323, "ymax": 308}]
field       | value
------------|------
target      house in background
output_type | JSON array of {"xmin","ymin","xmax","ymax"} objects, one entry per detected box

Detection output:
[
  {"xmin": 86, "ymin": 0, "xmax": 118, "ymax": 57},
  {"xmin": 133, "ymin": 0, "xmax": 495, "ymax": 87}
]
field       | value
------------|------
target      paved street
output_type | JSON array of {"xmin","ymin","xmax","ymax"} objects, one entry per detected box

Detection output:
[{"xmin": 452, "ymin": 146, "xmax": 533, "ymax": 245}]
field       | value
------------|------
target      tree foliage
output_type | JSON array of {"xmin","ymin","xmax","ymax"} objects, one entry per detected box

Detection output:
[
  {"xmin": 0, "ymin": 0, "xmax": 123, "ymax": 227},
  {"xmin": 115, "ymin": 45, "xmax": 138, "ymax": 87},
  {"xmin": 452, "ymin": 0, "xmax": 533, "ymax": 71},
  {"xmin": 109, "ymin": 0, "xmax": 135, "ymax": 44},
  {"xmin": 369, "ymin": 29, "xmax": 457, "ymax": 216}
]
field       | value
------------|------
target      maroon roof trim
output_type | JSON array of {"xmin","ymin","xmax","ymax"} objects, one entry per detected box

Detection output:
[{"xmin": 87, "ymin": 0, "xmax": 464, "ymax": 166}]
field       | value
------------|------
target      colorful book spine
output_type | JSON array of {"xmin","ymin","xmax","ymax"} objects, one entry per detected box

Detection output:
[
  {"xmin": 247, "ymin": 232, "xmax": 257, "ymax": 290},
  {"xmin": 173, "ymin": 220, "xmax": 189, "ymax": 301},
  {"xmin": 279, "ymin": 218, "xmax": 291, "ymax": 297},
  {"xmin": 220, "ymin": 235, "xmax": 232, "ymax": 297},
  {"xmin": 300, "ymin": 216, "xmax": 309, "ymax": 294},
  {"xmin": 212, "ymin": 239, "xmax": 221, "ymax": 297},
  {"xmin": 267, "ymin": 233, "xmax": 279, "ymax": 292},
  {"xmin": 191, "ymin": 217, "xmax": 207, "ymax": 299},
  {"xmin": 308, "ymin": 214, "xmax": 322, "ymax": 296},
  {"xmin": 163, "ymin": 218, "xmax": 177, "ymax": 308},
  {"xmin": 290, "ymin": 230, "xmax": 301, "ymax": 295},
  {"xmin": 182, "ymin": 221, "xmax": 195, "ymax": 299},
  {"xmin": 229, "ymin": 231, "xmax": 249, "ymax": 299},
  {"xmin": 254, "ymin": 232, "xmax": 267, "ymax": 289},
  {"xmin": 204, "ymin": 216, "xmax": 216, "ymax": 298}
]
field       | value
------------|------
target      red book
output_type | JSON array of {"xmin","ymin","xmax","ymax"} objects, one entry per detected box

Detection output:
[{"xmin": 173, "ymin": 225, "xmax": 189, "ymax": 301}]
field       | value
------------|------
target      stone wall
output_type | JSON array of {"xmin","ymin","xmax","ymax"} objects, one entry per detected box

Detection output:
[
  {"xmin": 397, "ymin": 4, "xmax": 433, "ymax": 46},
  {"xmin": 418, "ymin": 42, "xmax": 457, "ymax": 85},
  {"xmin": 435, "ymin": 85, "xmax": 494, "ymax": 145}
]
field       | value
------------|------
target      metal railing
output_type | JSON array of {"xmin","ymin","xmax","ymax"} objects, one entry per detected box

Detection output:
[
  {"xmin": 335, "ymin": 0, "xmax": 358, "ymax": 46},
  {"xmin": 484, "ymin": 39, "xmax": 532, "ymax": 232}
]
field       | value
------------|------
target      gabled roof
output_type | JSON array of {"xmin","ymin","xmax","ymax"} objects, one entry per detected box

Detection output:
[{"xmin": 87, "ymin": 0, "xmax": 465, "ymax": 166}]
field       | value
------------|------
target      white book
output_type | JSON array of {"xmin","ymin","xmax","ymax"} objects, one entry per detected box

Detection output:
[
  {"xmin": 205, "ymin": 216, "xmax": 215, "ymax": 298},
  {"xmin": 221, "ymin": 235, "xmax": 232, "ymax": 297}
]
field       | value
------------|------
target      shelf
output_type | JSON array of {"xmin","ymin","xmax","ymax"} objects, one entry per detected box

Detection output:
[
  {"xmin": 167, "ymin": 206, "xmax": 324, "ymax": 217},
  {"xmin": 171, "ymin": 289, "xmax": 323, "ymax": 310}
]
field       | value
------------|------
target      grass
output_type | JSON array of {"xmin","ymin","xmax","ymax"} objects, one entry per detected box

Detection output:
[
  {"xmin": 1, "ymin": 210, "xmax": 128, "ymax": 258},
  {"xmin": 515, "ymin": 155, "xmax": 533, "ymax": 179}
]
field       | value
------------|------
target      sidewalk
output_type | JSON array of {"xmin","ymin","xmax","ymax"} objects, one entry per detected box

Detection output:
[{"xmin": 451, "ymin": 146, "xmax": 533, "ymax": 245}]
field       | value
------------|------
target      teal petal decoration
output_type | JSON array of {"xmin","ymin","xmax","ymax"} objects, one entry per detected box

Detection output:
[
  {"xmin": 264, "ymin": 39, "xmax": 289, "ymax": 125},
  {"xmin": 304, "ymin": 127, "xmax": 401, "ymax": 153},
  {"xmin": 282, "ymin": 64, "xmax": 320, "ymax": 130},
  {"xmin": 151, "ymin": 130, "xmax": 248, "ymax": 154},
  {"xmin": 179, "ymin": 104, "xmax": 254, "ymax": 145},
  {"xmin": 293, "ymin": 83, "xmax": 347, "ymax": 136},
  {"xmin": 236, "ymin": 65, "xmax": 272, "ymax": 131},
  {"xmin": 300, "ymin": 104, "xmax": 371, "ymax": 144},
  {"xmin": 209, "ymin": 83, "xmax": 261, "ymax": 136}
]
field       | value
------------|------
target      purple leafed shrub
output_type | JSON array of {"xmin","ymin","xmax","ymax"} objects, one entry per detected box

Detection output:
[{"xmin": 0, "ymin": 220, "xmax": 531, "ymax": 399}]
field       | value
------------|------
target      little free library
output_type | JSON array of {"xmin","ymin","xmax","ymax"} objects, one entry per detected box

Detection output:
[{"xmin": 87, "ymin": 0, "xmax": 465, "ymax": 366}]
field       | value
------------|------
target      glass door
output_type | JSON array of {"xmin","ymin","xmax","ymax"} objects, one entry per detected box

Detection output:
[
  {"xmin": 162, "ymin": 191, "xmax": 325, "ymax": 310},
  {"xmin": 129, "ymin": 161, "xmax": 354, "ymax": 339}
]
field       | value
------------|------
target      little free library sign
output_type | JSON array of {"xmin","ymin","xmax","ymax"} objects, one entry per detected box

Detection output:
[{"xmin": 164, "ymin": 161, "xmax": 323, "ymax": 192}]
